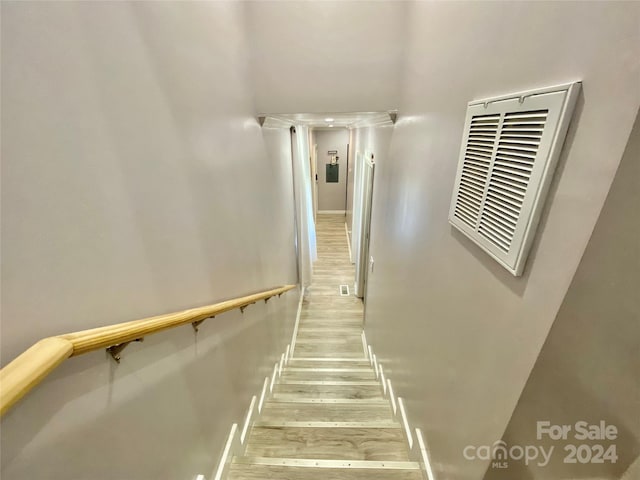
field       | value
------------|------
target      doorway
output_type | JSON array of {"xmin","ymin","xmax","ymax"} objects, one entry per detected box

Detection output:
[
  {"xmin": 314, "ymin": 129, "xmax": 349, "ymax": 214},
  {"xmin": 310, "ymin": 139, "xmax": 318, "ymax": 221}
]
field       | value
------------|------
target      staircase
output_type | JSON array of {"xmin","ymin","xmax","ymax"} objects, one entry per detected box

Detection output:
[{"xmin": 227, "ymin": 215, "xmax": 422, "ymax": 479}]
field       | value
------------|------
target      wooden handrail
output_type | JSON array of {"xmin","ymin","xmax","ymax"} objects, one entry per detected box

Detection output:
[{"xmin": 0, "ymin": 284, "xmax": 296, "ymax": 417}]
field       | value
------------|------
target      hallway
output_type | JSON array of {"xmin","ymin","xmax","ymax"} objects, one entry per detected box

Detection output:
[{"xmin": 228, "ymin": 214, "xmax": 421, "ymax": 479}]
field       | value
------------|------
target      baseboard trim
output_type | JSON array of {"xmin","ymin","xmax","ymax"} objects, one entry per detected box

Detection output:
[
  {"xmin": 416, "ymin": 428, "xmax": 437, "ymax": 480},
  {"xmin": 368, "ymin": 342, "xmax": 434, "ymax": 480},
  {"xmin": 289, "ymin": 286, "xmax": 305, "ymax": 357},
  {"xmin": 361, "ymin": 331, "xmax": 368, "ymax": 360},
  {"xmin": 354, "ymin": 281, "xmax": 362, "ymax": 298},
  {"xmin": 345, "ymin": 222, "xmax": 353, "ymax": 262},
  {"xmin": 240, "ymin": 395, "xmax": 257, "ymax": 444},
  {"xmin": 269, "ymin": 362, "xmax": 279, "ymax": 393},
  {"xmin": 398, "ymin": 397, "xmax": 414, "ymax": 450},
  {"xmin": 258, "ymin": 376, "xmax": 269, "ymax": 413},
  {"xmin": 212, "ymin": 423, "xmax": 241, "ymax": 480}
]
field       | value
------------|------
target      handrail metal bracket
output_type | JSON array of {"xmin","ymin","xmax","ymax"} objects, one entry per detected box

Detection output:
[
  {"xmin": 107, "ymin": 338, "xmax": 144, "ymax": 363},
  {"xmin": 240, "ymin": 302, "xmax": 256, "ymax": 313},
  {"xmin": 264, "ymin": 296, "xmax": 273, "ymax": 304},
  {"xmin": 192, "ymin": 318, "xmax": 211, "ymax": 333}
]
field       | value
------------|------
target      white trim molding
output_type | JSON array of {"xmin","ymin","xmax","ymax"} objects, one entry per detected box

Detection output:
[
  {"xmin": 212, "ymin": 423, "xmax": 241, "ymax": 480},
  {"xmin": 416, "ymin": 428, "xmax": 437, "ymax": 480},
  {"xmin": 289, "ymin": 287, "xmax": 305, "ymax": 357},
  {"xmin": 345, "ymin": 221, "xmax": 353, "ymax": 262}
]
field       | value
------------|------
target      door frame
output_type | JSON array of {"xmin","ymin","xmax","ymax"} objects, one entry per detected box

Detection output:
[
  {"xmin": 309, "ymin": 132, "xmax": 318, "ymax": 221},
  {"xmin": 354, "ymin": 151, "xmax": 375, "ymax": 299}
]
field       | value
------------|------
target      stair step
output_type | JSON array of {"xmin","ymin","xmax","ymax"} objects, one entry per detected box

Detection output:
[
  {"xmin": 260, "ymin": 402, "xmax": 393, "ymax": 423},
  {"xmin": 299, "ymin": 320, "xmax": 364, "ymax": 329},
  {"xmin": 300, "ymin": 313, "xmax": 363, "ymax": 319},
  {"xmin": 296, "ymin": 330, "xmax": 362, "ymax": 341},
  {"xmin": 268, "ymin": 398, "xmax": 388, "ymax": 404},
  {"xmin": 298, "ymin": 325, "xmax": 361, "ymax": 330},
  {"xmin": 288, "ymin": 357, "xmax": 371, "ymax": 368},
  {"xmin": 301, "ymin": 302, "xmax": 362, "ymax": 309},
  {"xmin": 301, "ymin": 306, "xmax": 363, "ymax": 313},
  {"xmin": 283, "ymin": 368, "xmax": 373, "ymax": 374},
  {"xmin": 273, "ymin": 383, "xmax": 383, "ymax": 400},
  {"xmin": 253, "ymin": 421, "xmax": 401, "ymax": 428},
  {"xmin": 282, "ymin": 368, "xmax": 376, "ymax": 382},
  {"xmin": 297, "ymin": 327, "xmax": 362, "ymax": 334},
  {"xmin": 303, "ymin": 293, "xmax": 361, "ymax": 301},
  {"xmin": 294, "ymin": 342, "xmax": 365, "ymax": 358},
  {"xmin": 228, "ymin": 457, "xmax": 422, "ymax": 480},
  {"xmin": 245, "ymin": 426, "xmax": 410, "ymax": 460},
  {"xmin": 295, "ymin": 339, "xmax": 362, "ymax": 345},
  {"xmin": 300, "ymin": 312, "xmax": 362, "ymax": 319},
  {"xmin": 301, "ymin": 312, "xmax": 364, "ymax": 320},
  {"xmin": 277, "ymin": 380, "xmax": 378, "ymax": 386}
]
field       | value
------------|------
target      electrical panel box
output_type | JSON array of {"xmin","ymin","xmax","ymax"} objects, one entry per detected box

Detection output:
[{"xmin": 326, "ymin": 164, "xmax": 339, "ymax": 183}]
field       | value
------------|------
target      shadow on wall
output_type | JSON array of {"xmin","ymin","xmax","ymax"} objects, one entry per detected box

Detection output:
[
  {"xmin": 450, "ymin": 92, "xmax": 585, "ymax": 298},
  {"xmin": 483, "ymin": 108, "xmax": 640, "ymax": 480}
]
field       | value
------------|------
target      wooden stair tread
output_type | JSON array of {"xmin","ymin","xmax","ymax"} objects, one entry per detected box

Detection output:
[
  {"xmin": 260, "ymin": 402, "xmax": 394, "ymax": 423},
  {"xmin": 245, "ymin": 426, "xmax": 410, "ymax": 461},
  {"xmin": 272, "ymin": 383, "xmax": 383, "ymax": 400}
]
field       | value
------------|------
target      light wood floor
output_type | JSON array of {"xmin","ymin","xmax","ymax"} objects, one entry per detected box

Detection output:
[{"xmin": 228, "ymin": 215, "xmax": 420, "ymax": 480}]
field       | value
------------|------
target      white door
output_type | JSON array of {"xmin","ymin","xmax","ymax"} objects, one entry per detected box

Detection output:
[
  {"xmin": 351, "ymin": 152, "xmax": 363, "ymax": 264},
  {"xmin": 314, "ymin": 144, "xmax": 318, "ymax": 219},
  {"xmin": 355, "ymin": 153, "xmax": 375, "ymax": 298},
  {"xmin": 310, "ymin": 135, "xmax": 318, "ymax": 221}
]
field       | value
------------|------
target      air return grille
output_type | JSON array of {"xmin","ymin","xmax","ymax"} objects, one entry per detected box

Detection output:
[
  {"xmin": 477, "ymin": 110, "xmax": 548, "ymax": 252},
  {"xmin": 449, "ymin": 83, "xmax": 581, "ymax": 276},
  {"xmin": 453, "ymin": 113, "xmax": 500, "ymax": 228}
]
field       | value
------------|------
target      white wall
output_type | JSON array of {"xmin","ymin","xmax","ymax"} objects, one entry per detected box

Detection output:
[
  {"xmin": 244, "ymin": 0, "xmax": 407, "ymax": 114},
  {"xmin": 0, "ymin": 2, "xmax": 297, "ymax": 478},
  {"xmin": 362, "ymin": 2, "xmax": 639, "ymax": 479},
  {"xmin": 315, "ymin": 129, "xmax": 350, "ymax": 212}
]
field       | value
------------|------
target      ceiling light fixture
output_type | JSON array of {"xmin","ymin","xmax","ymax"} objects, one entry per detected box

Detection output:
[
  {"xmin": 325, "ymin": 118, "xmax": 334, "ymax": 122},
  {"xmin": 329, "ymin": 125, "xmax": 334, "ymax": 128}
]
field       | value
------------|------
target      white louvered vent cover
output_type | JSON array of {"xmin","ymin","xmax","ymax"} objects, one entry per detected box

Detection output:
[{"xmin": 449, "ymin": 82, "xmax": 581, "ymax": 276}]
